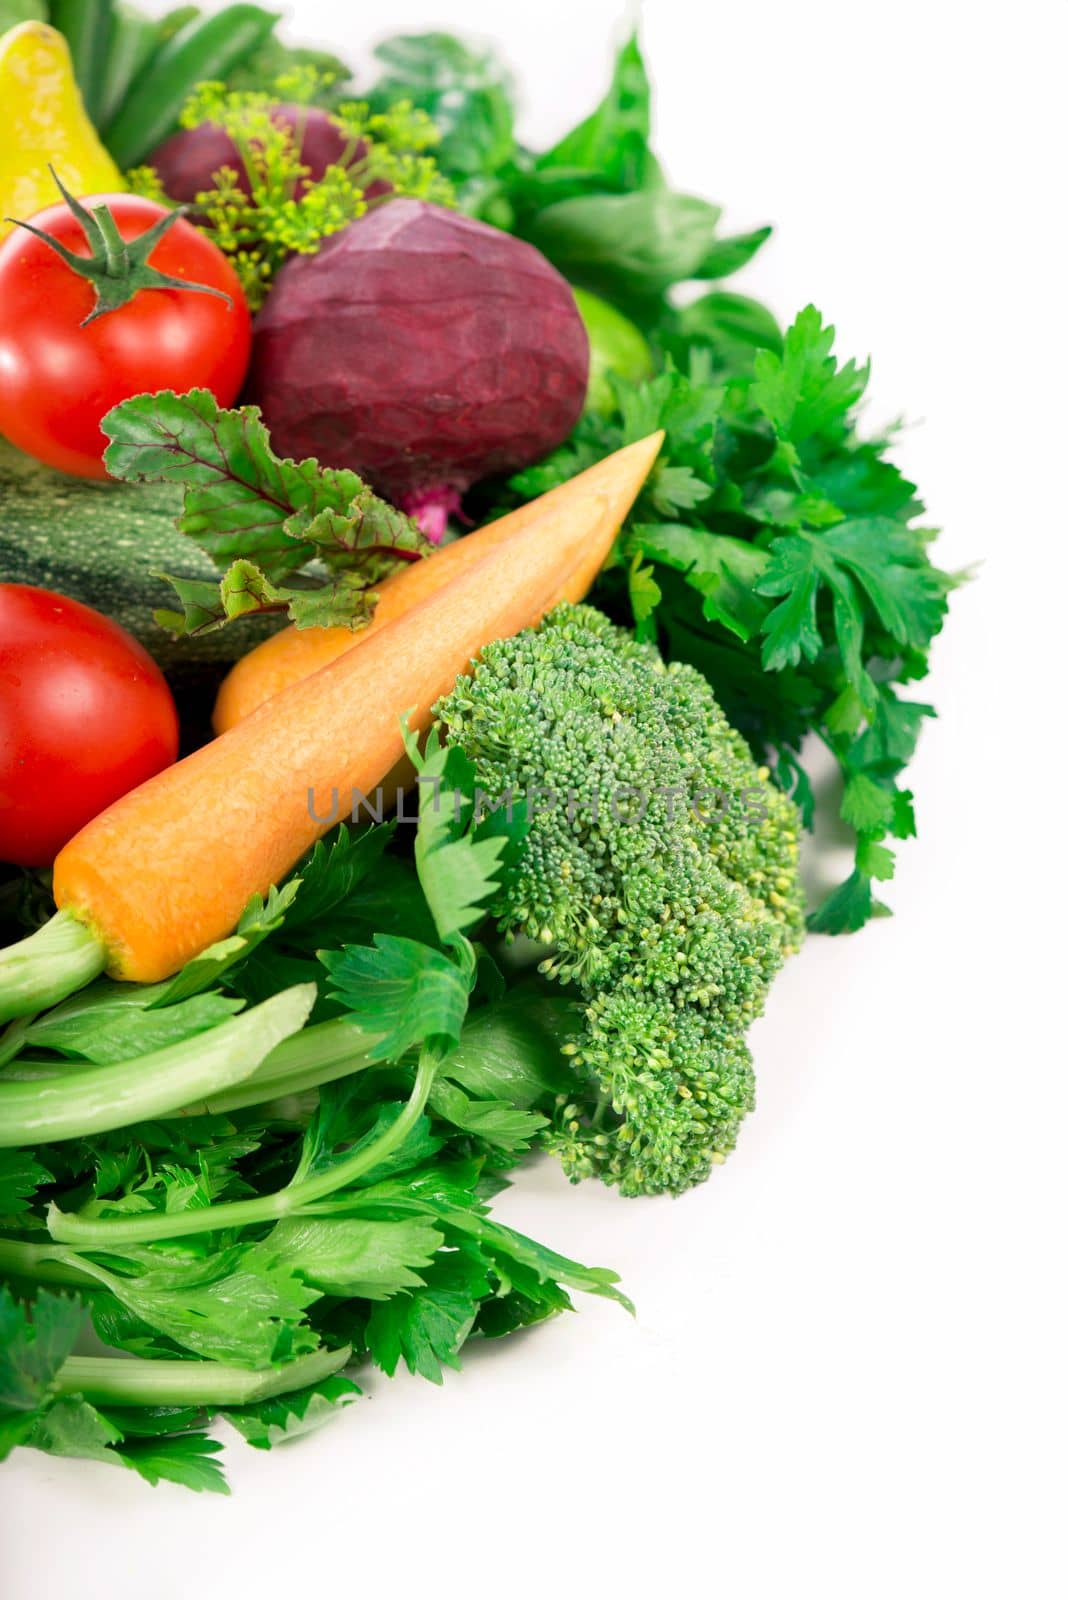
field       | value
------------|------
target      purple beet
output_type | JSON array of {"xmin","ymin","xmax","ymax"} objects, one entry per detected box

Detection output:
[
  {"xmin": 149, "ymin": 104, "xmax": 363, "ymax": 204},
  {"xmin": 247, "ymin": 199, "xmax": 590, "ymax": 539}
]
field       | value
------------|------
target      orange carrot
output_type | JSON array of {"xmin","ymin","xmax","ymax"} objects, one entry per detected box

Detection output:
[
  {"xmin": 53, "ymin": 433, "xmax": 663, "ymax": 983},
  {"xmin": 213, "ymin": 436, "xmax": 661, "ymax": 733}
]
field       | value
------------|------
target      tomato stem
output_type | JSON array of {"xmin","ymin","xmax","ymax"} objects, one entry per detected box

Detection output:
[
  {"xmin": 91, "ymin": 199, "xmax": 133, "ymax": 277},
  {"xmin": 5, "ymin": 167, "xmax": 234, "ymax": 326}
]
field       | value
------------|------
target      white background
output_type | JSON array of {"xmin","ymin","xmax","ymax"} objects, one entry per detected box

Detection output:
[{"xmin": 4, "ymin": 2, "xmax": 1066, "ymax": 1595}]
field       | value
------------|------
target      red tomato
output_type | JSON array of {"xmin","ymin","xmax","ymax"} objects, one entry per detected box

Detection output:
[
  {"xmin": 0, "ymin": 193, "xmax": 250, "ymax": 478},
  {"xmin": 0, "ymin": 585, "xmax": 180, "ymax": 866}
]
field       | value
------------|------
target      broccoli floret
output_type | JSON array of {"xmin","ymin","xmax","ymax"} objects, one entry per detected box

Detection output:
[{"xmin": 436, "ymin": 604, "xmax": 804, "ymax": 1197}]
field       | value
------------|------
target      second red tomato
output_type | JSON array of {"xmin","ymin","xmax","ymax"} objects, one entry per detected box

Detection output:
[
  {"xmin": 0, "ymin": 584, "xmax": 180, "ymax": 867},
  {"xmin": 0, "ymin": 193, "xmax": 250, "ymax": 478}
]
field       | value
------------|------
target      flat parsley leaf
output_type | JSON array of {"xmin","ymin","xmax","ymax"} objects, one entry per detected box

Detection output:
[
  {"xmin": 364, "ymin": 1242, "xmax": 490, "ymax": 1383},
  {"xmin": 0, "ymin": 1287, "xmax": 84, "ymax": 1454},
  {"xmin": 61, "ymin": 1243, "xmax": 321, "ymax": 1368},
  {"xmin": 405, "ymin": 728, "xmax": 527, "ymax": 950},
  {"xmin": 0, "ymin": 1290, "xmax": 231, "ymax": 1490},
  {"xmin": 806, "ymin": 868, "xmax": 878, "ymax": 935},
  {"xmin": 290, "ymin": 1081, "xmax": 444, "ymax": 1192},
  {"xmin": 429, "ymin": 1204, "xmax": 633, "ymax": 1314},
  {"xmin": 752, "ymin": 304, "xmax": 869, "ymax": 447},
  {"xmin": 220, "ymin": 1372, "xmax": 359, "ymax": 1450},
  {"xmin": 263, "ymin": 1215, "xmax": 443, "ymax": 1299},
  {"xmin": 281, "ymin": 824, "xmax": 396, "ymax": 947},
  {"xmin": 23, "ymin": 988, "xmax": 243, "ymax": 1065},
  {"xmin": 428, "ymin": 1079, "xmax": 547, "ymax": 1153},
  {"xmin": 114, "ymin": 1430, "xmax": 228, "ymax": 1493},
  {"xmin": 0, "ymin": 1151, "xmax": 52, "ymax": 1218},
  {"xmin": 321, "ymin": 936, "xmax": 472, "ymax": 1060},
  {"xmin": 632, "ymin": 523, "xmax": 768, "ymax": 641},
  {"xmin": 756, "ymin": 518, "xmax": 948, "ymax": 699}
]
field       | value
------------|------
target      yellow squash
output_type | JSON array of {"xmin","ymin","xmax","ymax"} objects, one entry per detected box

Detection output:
[{"xmin": 0, "ymin": 22, "xmax": 124, "ymax": 241}]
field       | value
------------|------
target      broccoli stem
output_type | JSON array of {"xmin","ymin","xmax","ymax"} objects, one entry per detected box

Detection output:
[
  {"xmin": 0, "ymin": 985, "xmax": 316, "ymax": 1148},
  {"xmin": 48, "ymin": 1044, "xmax": 442, "ymax": 1247},
  {"xmin": 53, "ymin": 1344, "xmax": 352, "ymax": 1408},
  {"xmin": 0, "ymin": 912, "xmax": 107, "ymax": 1025}
]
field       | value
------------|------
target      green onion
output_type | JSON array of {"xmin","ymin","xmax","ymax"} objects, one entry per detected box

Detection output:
[{"xmin": 105, "ymin": 4, "xmax": 279, "ymax": 168}]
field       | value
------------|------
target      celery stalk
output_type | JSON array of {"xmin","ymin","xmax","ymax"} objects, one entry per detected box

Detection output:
[
  {"xmin": 53, "ymin": 1344, "xmax": 352, "ymax": 1408},
  {"xmin": 0, "ymin": 984, "xmax": 316, "ymax": 1147}
]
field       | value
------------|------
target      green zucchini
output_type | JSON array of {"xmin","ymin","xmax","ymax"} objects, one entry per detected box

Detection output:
[{"xmin": 0, "ymin": 439, "xmax": 281, "ymax": 678}]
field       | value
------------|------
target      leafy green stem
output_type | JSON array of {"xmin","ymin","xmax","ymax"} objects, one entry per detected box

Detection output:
[
  {"xmin": 53, "ymin": 1344, "xmax": 352, "ymax": 1408},
  {"xmin": 0, "ymin": 1237, "xmax": 96, "ymax": 1288},
  {"xmin": 180, "ymin": 1016, "xmax": 385, "ymax": 1116},
  {"xmin": 48, "ymin": 1044, "xmax": 443, "ymax": 1247},
  {"xmin": 0, "ymin": 1015, "xmax": 34, "ymax": 1072}
]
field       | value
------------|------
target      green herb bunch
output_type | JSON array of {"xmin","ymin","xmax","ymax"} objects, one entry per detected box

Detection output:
[
  {"xmin": 0, "ymin": 745, "xmax": 627, "ymax": 1492},
  {"xmin": 494, "ymin": 322, "xmax": 956, "ymax": 934},
  {"xmin": 136, "ymin": 69, "xmax": 454, "ymax": 308}
]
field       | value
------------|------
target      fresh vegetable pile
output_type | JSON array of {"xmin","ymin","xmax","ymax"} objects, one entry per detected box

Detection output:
[
  {"xmin": 0, "ymin": 6, "xmax": 959, "ymax": 1491},
  {"xmin": 0, "ymin": 787, "xmax": 629, "ymax": 1492}
]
